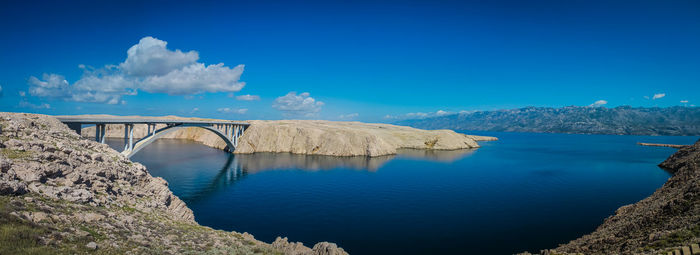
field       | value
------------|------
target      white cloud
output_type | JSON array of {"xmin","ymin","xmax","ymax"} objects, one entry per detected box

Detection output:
[
  {"xmin": 141, "ymin": 63, "xmax": 245, "ymax": 95},
  {"xmin": 217, "ymin": 108, "xmax": 248, "ymax": 114},
  {"xmin": 19, "ymin": 100, "xmax": 50, "ymax": 109},
  {"xmin": 385, "ymin": 110, "xmax": 454, "ymax": 120},
  {"xmin": 119, "ymin": 36, "xmax": 199, "ymax": 77},
  {"xmin": 680, "ymin": 100, "xmax": 689, "ymax": 103},
  {"xmin": 272, "ymin": 92, "xmax": 324, "ymax": 117},
  {"xmin": 436, "ymin": 110, "xmax": 451, "ymax": 116},
  {"xmin": 191, "ymin": 107, "xmax": 199, "ymax": 113},
  {"xmin": 26, "ymin": 36, "xmax": 246, "ymax": 104},
  {"xmin": 28, "ymin": 73, "xmax": 71, "ymax": 98},
  {"xmin": 235, "ymin": 94, "xmax": 260, "ymax": 101},
  {"xmin": 652, "ymin": 93, "xmax": 665, "ymax": 100},
  {"xmin": 28, "ymin": 72, "xmax": 135, "ymax": 104},
  {"xmin": 644, "ymin": 95, "xmax": 650, "ymax": 99},
  {"xmin": 589, "ymin": 99, "xmax": 608, "ymax": 107},
  {"xmin": 406, "ymin": 112, "xmax": 429, "ymax": 118},
  {"xmin": 0, "ymin": 84, "xmax": 3, "ymax": 94},
  {"xmin": 339, "ymin": 113, "xmax": 359, "ymax": 119},
  {"xmin": 18, "ymin": 91, "xmax": 26, "ymax": 97}
]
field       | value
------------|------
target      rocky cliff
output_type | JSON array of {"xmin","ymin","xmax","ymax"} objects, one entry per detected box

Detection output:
[
  {"xmin": 546, "ymin": 139, "xmax": 700, "ymax": 254},
  {"xmin": 0, "ymin": 112, "xmax": 347, "ymax": 255},
  {"xmin": 81, "ymin": 117, "xmax": 496, "ymax": 157}
]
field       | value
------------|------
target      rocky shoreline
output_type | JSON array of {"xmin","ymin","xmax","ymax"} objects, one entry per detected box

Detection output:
[
  {"xmin": 529, "ymin": 139, "xmax": 700, "ymax": 255},
  {"xmin": 0, "ymin": 112, "xmax": 347, "ymax": 254}
]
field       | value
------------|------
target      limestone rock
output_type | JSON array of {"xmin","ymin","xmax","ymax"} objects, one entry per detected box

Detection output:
[
  {"xmin": 312, "ymin": 242, "xmax": 348, "ymax": 255},
  {"xmin": 271, "ymin": 237, "xmax": 349, "ymax": 255},
  {"xmin": 235, "ymin": 120, "xmax": 489, "ymax": 157},
  {"xmin": 0, "ymin": 179, "xmax": 28, "ymax": 195},
  {"xmin": 86, "ymin": 241, "xmax": 98, "ymax": 250}
]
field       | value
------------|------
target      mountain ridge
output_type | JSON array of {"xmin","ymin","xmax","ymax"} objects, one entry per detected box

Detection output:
[{"xmin": 397, "ymin": 106, "xmax": 700, "ymax": 136}]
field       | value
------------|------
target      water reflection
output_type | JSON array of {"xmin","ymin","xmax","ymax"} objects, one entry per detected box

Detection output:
[
  {"xmin": 183, "ymin": 148, "xmax": 478, "ymax": 202},
  {"xmin": 182, "ymin": 154, "xmax": 244, "ymax": 202},
  {"xmin": 106, "ymin": 137, "xmax": 481, "ymax": 202},
  {"xmin": 396, "ymin": 148, "xmax": 476, "ymax": 162},
  {"xmin": 236, "ymin": 153, "xmax": 394, "ymax": 172},
  {"xmin": 237, "ymin": 148, "xmax": 477, "ymax": 173}
]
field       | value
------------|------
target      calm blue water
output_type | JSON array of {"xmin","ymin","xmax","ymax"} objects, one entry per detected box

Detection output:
[{"xmin": 108, "ymin": 132, "xmax": 698, "ymax": 254}]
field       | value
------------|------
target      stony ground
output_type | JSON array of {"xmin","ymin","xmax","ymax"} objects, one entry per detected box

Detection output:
[{"xmin": 0, "ymin": 112, "xmax": 347, "ymax": 255}]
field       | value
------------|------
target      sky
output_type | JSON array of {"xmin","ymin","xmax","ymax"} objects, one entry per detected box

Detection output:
[{"xmin": 0, "ymin": 0, "xmax": 698, "ymax": 122}]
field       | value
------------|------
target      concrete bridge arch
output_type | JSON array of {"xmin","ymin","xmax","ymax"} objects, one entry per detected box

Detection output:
[
  {"xmin": 123, "ymin": 124, "xmax": 243, "ymax": 158},
  {"xmin": 56, "ymin": 117, "xmax": 249, "ymax": 158}
]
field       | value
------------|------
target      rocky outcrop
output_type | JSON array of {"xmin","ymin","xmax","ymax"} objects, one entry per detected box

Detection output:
[
  {"xmin": 0, "ymin": 113, "xmax": 194, "ymax": 222},
  {"xmin": 234, "ymin": 120, "xmax": 491, "ymax": 157},
  {"xmin": 549, "ymin": 139, "xmax": 700, "ymax": 254},
  {"xmin": 80, "ymin": 116, "xmax": 496, "ymax": 157},
  {"xmin": 0, "ymin": 112, "xmax": 347, "ymax": 254},
  {"xmin": 272, "ymin": 237, "xmax": 347, "ymax": 255}
]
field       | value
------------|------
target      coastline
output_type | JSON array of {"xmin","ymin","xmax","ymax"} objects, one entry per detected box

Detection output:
[
  {"xmin": 3, "ymin": 112, "xmax": 697, "ymax": 254},
  {"xmin": 539, "ymin": 139, "xmax": 700, "ymax": 255},
  {"xmin": 77, "ymin": 115, "xmax": 497, "ymax": 157},
  {"xmin": 637, "ymin": 142, "xmax": 689, "ymax": 149}
]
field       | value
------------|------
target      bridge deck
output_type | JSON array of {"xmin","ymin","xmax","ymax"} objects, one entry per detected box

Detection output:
[
  {"xmin": 55, "ymin": 116, "xmax": 249, "ymax": 158},
  {"xmin": 55, "ymin": 116, "xmax": 248, "ymax": 126}
]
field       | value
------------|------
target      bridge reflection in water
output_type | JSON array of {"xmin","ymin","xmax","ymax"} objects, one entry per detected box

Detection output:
[
  {"xmin": 108, "ymin": 138, "xmax": 477, "ymax": 202},
  {"xmin": 183, "ymin": 148, "xmax": 477, "ymax": 202}
]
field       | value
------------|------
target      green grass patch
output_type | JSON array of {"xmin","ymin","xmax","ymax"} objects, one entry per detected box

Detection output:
[
  {"xmin": 79, "ymin": 225, "xmax": 105, "ymax": 241},
  {"xmin": 0, "ymin": 196, "xmax": 55, "ymax": 255},
  {"xmin": 120, "ymin": 205, "xmax": 139, "ymax": 213},
  {"xmin": 645, "ymin": 224, "xmax": 700, "ymax": 250},
  {"xmin": 0, "ymin": 148, "xmax": 32, "ymax": 159}
]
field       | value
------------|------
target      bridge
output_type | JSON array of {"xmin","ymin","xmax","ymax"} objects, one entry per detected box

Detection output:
[{"xmin": 56, "ymin": 117, "xmax": 250, "ymax": 158}]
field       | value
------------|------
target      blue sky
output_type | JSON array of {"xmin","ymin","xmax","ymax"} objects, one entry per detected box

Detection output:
[{"xmin": 0, "ymin": 0, "xmax": 698, "ymax": 122}]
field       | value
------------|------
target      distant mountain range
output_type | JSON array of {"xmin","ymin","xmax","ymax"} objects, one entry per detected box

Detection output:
[{"xmin": 396, "ymin": 106, "xmax": 700, "ymax": 136}]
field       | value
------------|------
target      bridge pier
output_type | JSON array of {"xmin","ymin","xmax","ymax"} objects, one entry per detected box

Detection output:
[
  {"xmin": 233, "ymin": 125, "xmax": 239, "ymax": 147},
  {"xmin": 67, "ymin": 123, "xmax": 82, "ymax": 135},
  {"xmin": 146, "ymin": 123, "xmax": 156, "ymax": 136},
  {"xmin": 123, "ymin": 124, "xmax": 134, "ymax": 151},
  {"xmin": 95, "ymin": 124, "xmax": 106, "ymax": 143}
]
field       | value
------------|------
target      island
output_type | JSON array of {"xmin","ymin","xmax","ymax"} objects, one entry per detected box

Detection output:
[{"xmin": 77, "ymin": 115, "xmax": 497, "ymax": 157}]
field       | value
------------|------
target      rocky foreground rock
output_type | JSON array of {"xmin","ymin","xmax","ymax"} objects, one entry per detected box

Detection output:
[
  {"xmin": 0, "ymin": 112, "xmax": 347, "ymax": 254},
  {"xmin": 80, "ymin": 116, "xmax": 496, "ymax": 157},
  {"xmin": 535, "ymin": 139, "xmax": 700, "ymax": 255}
]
